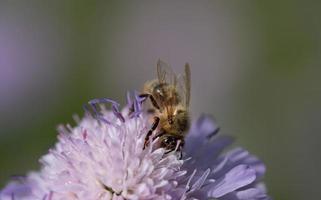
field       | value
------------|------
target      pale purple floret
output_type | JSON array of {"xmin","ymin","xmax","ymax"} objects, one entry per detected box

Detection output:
[
  {"xmin": 180, "ymin": 115, "xmax": 270, "ymax": 200},
  {"xmin": 0, "ymin": 95, "xmax": 270, "ymax": 200}
]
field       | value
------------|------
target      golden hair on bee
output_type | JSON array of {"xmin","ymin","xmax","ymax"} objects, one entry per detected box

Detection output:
[{"xmin": 136, "ymin": 59, "xmax": 191, "ymax": 157}]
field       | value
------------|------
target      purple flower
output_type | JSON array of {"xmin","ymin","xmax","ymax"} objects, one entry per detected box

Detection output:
[{"xmin": 0, "ymin": 97, "xmax": 270, "ymax": 200}]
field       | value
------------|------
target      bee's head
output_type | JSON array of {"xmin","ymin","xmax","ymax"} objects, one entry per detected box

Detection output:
[
  {"xmin": 159, "ymin": 134, "xmax": 185, "ymax": 152},
  {"xmin": 160, "ymin": 135, "xmax": 178, "ymax": 150}
]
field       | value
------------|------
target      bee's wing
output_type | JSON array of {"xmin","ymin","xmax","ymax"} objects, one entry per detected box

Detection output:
[
  {"xmin": 157, "ymin": 59, "xmax": 180, "ymax": 114},
  {"xmin": 177, "ymin": 63, "xmax": 191, "ymax": 108},
  {"xmin": 157, "ymin": 59, "xmax": 177, "ymax": 85}
]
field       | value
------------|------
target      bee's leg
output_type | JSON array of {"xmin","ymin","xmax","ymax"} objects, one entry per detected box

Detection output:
[
  {"xmin": 143, "ymin": 116, "xmax": 160, "ymax": 149},
  {"xmin": 152, "ymin": 131, "xmax": 165, "ymax": 140},
  {"xmin": 164, "ymin": 149, "xmax": 175, "ymax": 155},
  {"xmin": 139, "ymin": 93, "xmax": 160, "ymax": 110},
  {"xmin": 178, "ymin": 141, "xmax": 185, "ymax": 159},
  {"xmin": 147, "ymin": 108, "xmax": 156, "ymax": 114}
]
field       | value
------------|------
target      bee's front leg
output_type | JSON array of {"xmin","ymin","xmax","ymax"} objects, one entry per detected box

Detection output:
[{"xmin": 143, "ymin": 116, "xmax": 160, "ymax": 149}]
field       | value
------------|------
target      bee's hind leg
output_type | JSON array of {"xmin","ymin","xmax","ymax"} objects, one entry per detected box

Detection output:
[{"xmin": 143, "ymin": 116, "xmax": 160, "ymax": 150}]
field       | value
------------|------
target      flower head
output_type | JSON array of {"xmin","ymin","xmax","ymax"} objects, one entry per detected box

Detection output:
[{"xmin": 0, "ymin": 96, "xmax": 270, "ymax": 200}]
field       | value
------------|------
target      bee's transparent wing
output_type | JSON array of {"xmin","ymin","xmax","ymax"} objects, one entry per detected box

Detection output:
[
  {"xmin": 157, "ymin": 59, "xmax": 180, "ymax": 114},
  {"xmin": 157, "ymin": 59, "xmax": 177, "ymax": 85},
  {"xmin": 177, "ymin": 63, "xmax": 191, "ymax": 107}
]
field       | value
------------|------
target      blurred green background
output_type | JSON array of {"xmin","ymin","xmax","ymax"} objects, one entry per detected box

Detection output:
[{"xmin": 0, "ymin": 1, "xmax": 320, "ymax": 199}]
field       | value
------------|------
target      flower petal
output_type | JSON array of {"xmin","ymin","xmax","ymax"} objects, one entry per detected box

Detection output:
[
  {"xmin": 236, "ymin": 188, "xmax": 269, "ymax": 200},
  {"xmin": 208, "ymin": 164, "xmax": 256, "ymax": 198}
]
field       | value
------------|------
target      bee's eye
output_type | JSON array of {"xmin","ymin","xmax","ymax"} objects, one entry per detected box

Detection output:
[{"xmin": 154, "ymin": 85, "xmax": 164, "ymax": 97}]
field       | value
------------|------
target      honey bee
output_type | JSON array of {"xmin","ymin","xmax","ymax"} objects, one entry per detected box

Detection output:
[{"xmin": 138, "ymin": 59, "xmax": 191, "ymax": 156}]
